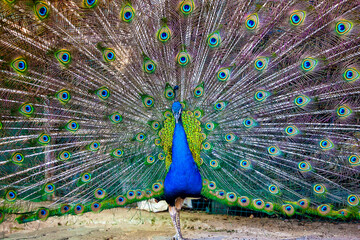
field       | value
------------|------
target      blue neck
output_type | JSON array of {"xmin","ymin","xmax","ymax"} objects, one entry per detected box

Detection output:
[
  {"xmin": 171, "ymin": 120, "xmax": 196, "ymax": 168},
  {"xmin": 164, "ymin": 119, "xmax": 203, "ymax": 202}
]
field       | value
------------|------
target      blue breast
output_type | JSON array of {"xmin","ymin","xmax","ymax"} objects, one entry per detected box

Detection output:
[{"xmin": 164, "ymin": 121, "xmax": 203, "ymax": 200}]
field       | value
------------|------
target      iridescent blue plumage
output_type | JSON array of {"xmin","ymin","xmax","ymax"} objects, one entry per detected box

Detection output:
[{"xmin": 164, "ymin": 102, "xmax": 202, "ymax": 205}]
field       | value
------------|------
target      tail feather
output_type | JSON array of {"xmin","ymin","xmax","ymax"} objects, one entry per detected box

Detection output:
[{"xmin": 0, "ymin": 0, "xmax": 359, "ymax": 223}]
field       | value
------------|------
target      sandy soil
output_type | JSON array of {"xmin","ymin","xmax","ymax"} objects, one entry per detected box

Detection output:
[{"xmin": 1, "ymin": 207, "xmax": 359, "ymax": 240}]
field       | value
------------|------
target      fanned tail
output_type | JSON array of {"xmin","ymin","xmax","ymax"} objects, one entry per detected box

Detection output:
[{"xmin": 0, "ymin": 0, "xmax": 359, "ymax": 224}]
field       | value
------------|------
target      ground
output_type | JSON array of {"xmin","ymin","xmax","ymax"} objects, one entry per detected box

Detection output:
[{"xmin": 1, "ymin": 207, "xmax": 359, "ymax": 240}]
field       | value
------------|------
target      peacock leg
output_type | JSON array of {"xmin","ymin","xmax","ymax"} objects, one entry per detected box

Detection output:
[
  {"xmin": 169, "ymin": 205, "xmax": 183, "ymax": 240},
  {"xmin": 175, "ymin": 197, "xmax": 184, "ymax": 229}
]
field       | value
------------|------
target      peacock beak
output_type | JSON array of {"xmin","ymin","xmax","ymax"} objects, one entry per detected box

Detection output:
[{"xmin": 173, "ymin": 108, "xmax": 182, "ymax": 123}]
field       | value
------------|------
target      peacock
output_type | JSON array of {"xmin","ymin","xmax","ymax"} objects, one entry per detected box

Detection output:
[{"xmin": 0, "ymin": 0, "xmax": 360, "ymax": 239}]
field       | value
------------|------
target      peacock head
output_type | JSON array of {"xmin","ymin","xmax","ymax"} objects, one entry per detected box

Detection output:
[{"xmin": 172, "ymin": 101, "xmax": 182, "ymax": 123}]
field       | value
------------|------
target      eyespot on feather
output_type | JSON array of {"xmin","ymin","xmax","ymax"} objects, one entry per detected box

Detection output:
[
  {"xmin": 245, "ymin": 13, "xmax": 259, "ymax": 30},
  {"xmin": 34, "ymin": 2, "xmax": 50, "ymax": 20},
  {"xmin": 121, "ymin": 4, "xmax": 135, "ymax": 22}
]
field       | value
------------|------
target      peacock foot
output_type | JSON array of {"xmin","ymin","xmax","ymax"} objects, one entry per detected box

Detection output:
[{"xmin": 172, "ymin": 234, "xmax": 185, "ymax": 240}]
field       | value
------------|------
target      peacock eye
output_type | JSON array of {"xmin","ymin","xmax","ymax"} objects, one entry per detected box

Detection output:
[
  {"xmin": 209, "ymin": 159, "xmax": 220, "ymax": 169},
  {"xmin": 5, "ymin": 190, "xmax": 17, "ymax": 201},
  {"xmin": 37, "ymin": 133, "xmax": 51, "ymax": 145},
  {"xmin": 158, "ymin": 153, "xmax": 165, "ymax": 160},
  {"xmin": 245, "ymin": 13, "xmax": 259, "ymax": 30},
  {"xmin": 290, "ymin": 10, "xmax": 306, "ymax": 26},
  {"xmin": 143, "ymin": 59, "xmax": 157, "ymax": 74},
  {"xmin": 35, "ymin": 2, "xmax": 49, "ymax": 19},
  {"xmin": 111, "ymin": 148, "xmax": 123, "ymax": 158},
  {"xmin": 161, "ymin": 32, "xmax": 168, "ymax": 39},
  {"xmin": 253, "ymin": 199, "xmax": 265, "ymax": 209},
  {"xmin": 180, "ymin": 0, "xmax": 194, "ymax": 15},
  {"xmin": 268, "ymin": 184, "xmax": 279, "ymax": 194},
  {"xmin": 265, "ymin": 202, "xmax": 274, "ymax": 211},
  {"xmin": 88, "ymin": 141, "xmax": 100, "ymax": 151},
  {"xmin": 301, "ymin": 57, "xmax": 317, "ymax": 71},
  {"xmin": 294, "ymin": 95, "xmax": 310, "ymax": 107},
  {"xmin": 91, "ymin": 202, "xmax": 101, "ymax": 212},
  {"xmin": 208, "ymin": 181, "xmax": 216, "ymax": 190},
  {"xmin": 268, "ymin": 145, "xmax": 281, "ymax": 156},
  {"xmin": 37, "ymin": 208, "xmax": 50, "ymax": 220},
  {"xmin": 193, "ymin": 82, "xmax": 204, "ymax": 98},
  {"xmin": 164, "ymin": 83, "xmax": 175, "ymax": 100},
  {"xmin": 137, "ymin": 190, "xmax": 144, "ymax": 197},
  {"xmin": 81, "ymin": 173, "xmax": 91, "ymax": 183},
  {"xmin": 348, "ymin": 155, "xmax": 360, "ymax": 166},
  {"xmin": 152, "ymin": 182, "xmax": 162, "ymax": 192},
  {"xmin": 151, "ymin": 121, "xmax": 160, "ymax": 130},
  {"xmin": 347, "ymin": 195, "xmax": 359, "ymax": 206},
  {"xmin": 103, "ymin": 49, "xmax": 116, "ymax": 62},
  {"xmin": 11, "ymin": 58, "xmax": 28, "ymax": 73},
  {"xmin": 285, "ymin": 125, "xmax": 299, "ymax": 136},
  {"xmin": 73, "ymin": 204, "xmax": 84, "ymax": 215},
  {"xmin": 94, "ymin": 188, "xmax": 106, "ymax": 199},
  {"xmin": 239, "ymin": 159, "xmax": 251, "ymax": 169},
  {"xmin": 254, "ymin": 90, "xmax": 270, "ymax": 102},
  {"xmin": 298, "ymin": 161, "xmax": 312, "ymax": 172},
  {"xmin": 55, "ymin": 50, "xmax": 71, "ymax": 65},
  {"xmin": 84, "ymin": 0, "xmax": 98, "ymax": 8},
  {"xmin": 60, "ymin": 204, "xmax": 71, "ymax": 214},
  {"xmin": 336, "ymin": 105, "xmax": 352, "ymax": 118},
  {"xmin": 319, "ymin": 139, "xmax": 334, "ymax": 150},
  {"xmin": 157, "ymin": 25, "xmax": 171, "ymax": 42},
  {"xmin": 254, "ymin": 57, "xmax": 268, "ymax": 71},
  {"xmin": 11, "ymin": 152, "xmax": 24, "ymax": 164},
  {"xmin": 146, "ymin": 156, "xmax": 155, "ymax": 164},
  {"xmin": 66, "ymin": 120, "xmax": 79, "ymax": 132},
  {"xmin": 243, "ymin": 117, "xmax": 257, "ymax": 129},
  {"xmin": 202, "ymin": 142, "xmax": 212, "ymax": 151},
  {"xmin": 96, "ymin": 87, "xmax": 110, "ymax": 100},
  {"xmin": 238, "ymin": 196, "xmax": 250, "ymax": 206},
  {"xmin": 207, "ymin": 31, "xmax": 221, "ymax": 48},
  {"xmin": 177, "ymin": 51, "xmax": 190, "ymax": 66},
  {"xmin": 297, "ymin": 199, "xmax": 309, "ymax": 209},
  {"xmin": 335, "ymin": 20, "xmax": 352, "ymax": 35},
  {"xmin": 19, "ymin": 103, "xmax": 34, "ymax": 116},
  {"xmin": 127, "ymin": 190, "xmax": 136, "ymax": 199},
  {"xmin": 109, "ymin": 112, "xmax": 122, "ymax": 124},
  {"xmin": 313, "ymin": 184, "xmax": 326, "ymax": 194},
  {"xmin": 282, "ymin": 204, "xmax": 295, "ymax": 216},
  {"xmin": 58, "ymin": 150, "xmax": 71, "ymax": 161},
  {"xmin": 214, "ymin": 101, "xmax": 227, "ymax": 111},
  {"xmin": 317, "ymin": 204, "xmax": 331, "ymax": 216},
  {"xmin": 193, "ymin": 109, "xmax": 203, "ymax": 118},
  {"xmin": 116, "ymin": 195, "xmax": 126, "ymax": 206},
  {"xmin": 217, "ymin": 68, "xmax": 230, "ymax": 81},
  {"xmin": 141, "ymin": 95, "xmax": 155, "ymax": 107},
  {"xmin": 205, "ymin": 122, "xmax": 215, "ymax": 131},
  {"xmin": 226, "ymin": 192, "xmax": 237, "ymax": 203},
  {"xmin": 121, "ymin": 4, "xmax": 135, "ymax": 22},
  {"xmin": 343, "ymin": 68, "xmax": 359, "ymax": 82},
  {"xmin": 56, "ymin": 89, "xmax": 71, "ymax": 104},
  {"xmin": 135, "ymin": 132, "xmax": 146, "ymax": 142},
  {"xmin": 224, "ymin": 133, "xmax": 236, "ymax": 142},
  {"xmin": 44, "ymin": 183, "xmax": 55, "ymax": 194},
  {"xmin": 216, "ymin": 190, "xmax": 225, "ymax": 199}
]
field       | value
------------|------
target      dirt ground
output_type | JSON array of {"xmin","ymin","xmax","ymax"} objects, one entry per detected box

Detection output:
[{"xmin": 1, "ymin": 207, "xmax": 359, "ymax": 240}]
